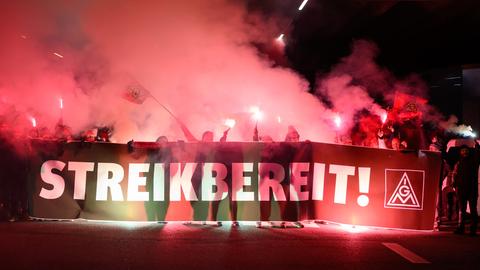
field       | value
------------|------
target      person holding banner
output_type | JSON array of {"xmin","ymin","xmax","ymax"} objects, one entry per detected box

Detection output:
[
  {"xmin": 180, "ymin": 121, "xmax": 232, "ymax": 226},
  {"xmin": 257, "ymin": 126, "xmax": 304, "ymax": 228},
  {"xmin": 257, "ymin": 139, "xmax": 282, "ymax": 228},
  {"xmin": 284, "ymin": 126, "xmax": 306, "ymax": 228},
  {"xmin": 211, "ymin": 129, "xmax": 238, "ymax": 226},
  {"xmin": 453, "ymin": 145, "xmax": 479, "ymax": 236},
  {"xmin": 284, "ymin": 126, "xmax": 300, "ymax": 142},
  {"xmin": 179, "ymin": 123, "xmax": 214, "ymax": 225},
  {"xmin": 145, "ymin": 136, "xmax": 171, "ymax": 223}
]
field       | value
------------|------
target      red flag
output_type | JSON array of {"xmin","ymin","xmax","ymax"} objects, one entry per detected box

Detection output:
[
  {"xmin": 392, "ymin": 92, "xmax": 427, "ymax": 120},
  {"xmin": 123, "ymin": 83, "xmax": 151, "ymax": 104}
]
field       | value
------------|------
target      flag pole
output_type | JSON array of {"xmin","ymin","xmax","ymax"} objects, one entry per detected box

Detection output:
[
  {"xmin": 148, "ymin": 94, "xmax": 193, "ymax": 141},
  {"xmin": 149, "ymin": 94, "xmax": 179, "ymax": 122},
  {"xmin": 126, "ymin": 77, "xmax": 179, "ymax": 122}
]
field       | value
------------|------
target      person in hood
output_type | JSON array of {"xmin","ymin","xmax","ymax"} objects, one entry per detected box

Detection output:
[
  {"xmin": 284, "ymin": 126, "xmax": 300, "ymax": 142},
  {"xmin": 453, "ymin": 145, "xmax": 479, "ymax": 236}
]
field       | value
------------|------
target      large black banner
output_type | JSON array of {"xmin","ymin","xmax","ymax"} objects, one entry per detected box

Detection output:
[{"xmin": 28, "ymin": 141, "xmax": 441, "ymax": 230}]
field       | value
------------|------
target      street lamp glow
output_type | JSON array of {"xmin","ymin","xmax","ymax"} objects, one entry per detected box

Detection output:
[
  {"xmin": 31, "ymin": 117, "xmax": 37, "ymax": 128},
  {"xmin": 59, "ymin": 98, "xmax": 63, "ymax": 109}
]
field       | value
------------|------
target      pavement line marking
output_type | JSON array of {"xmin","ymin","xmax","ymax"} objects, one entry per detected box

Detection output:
[{"xmin": 382, "ymin": 242, "xmax": 430, "ymax": 264}]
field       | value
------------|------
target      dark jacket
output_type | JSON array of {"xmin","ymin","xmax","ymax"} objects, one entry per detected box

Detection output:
[{"xmin": 454, "ymin": 150, "xmax": 479, "ymax": 197}]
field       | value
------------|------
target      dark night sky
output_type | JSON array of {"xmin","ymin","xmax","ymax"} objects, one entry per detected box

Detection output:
[{"xmin": 249, "ymin": 0, "xmax": 480, "ymax": 83}]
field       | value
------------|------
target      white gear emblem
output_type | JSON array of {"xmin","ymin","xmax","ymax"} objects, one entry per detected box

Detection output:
[
  {"xmin": 384, "ymin": 170, "xmax": 424, "ymax": 210},
  {"xmin": 386, "ymin": 172, "xmax": 420, "ymax": 208}
]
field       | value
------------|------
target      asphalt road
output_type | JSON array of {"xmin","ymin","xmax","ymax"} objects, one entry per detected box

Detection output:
[{"xmin": 0, "ymin": 220, "xmax": 479, "ymax": 270}]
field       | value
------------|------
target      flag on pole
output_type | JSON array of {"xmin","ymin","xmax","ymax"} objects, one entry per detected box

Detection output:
[
  {"xmin": 122, "ymin": 82, "xmax": 151, "ymax": 104},
  {"xmin": 392, "ymin": 92, "xmax": 427, "ymax": 121},
  {"xmin": 121, "ymin": 77, "xmax": 179, "ymax": 122}
]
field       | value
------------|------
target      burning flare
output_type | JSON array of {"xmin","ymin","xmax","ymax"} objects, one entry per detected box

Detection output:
[
  {"xmin": 381, "ymin": 111, "xmax": 387, "ymax": 124},
  {"xmin": 250, "ymin": 106, "xmax": 264, "ymax": 122},
  {"xmin": 334, "ymin": 114, "xmax": 342, "ymax": 129},
  {"xmin": 224, "ymin": 118, "xmax": 236, "ymax": 129}
]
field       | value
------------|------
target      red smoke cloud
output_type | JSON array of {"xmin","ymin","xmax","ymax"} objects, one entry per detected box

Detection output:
[
  {"xmin": 0, "ymin": 1, "xmax": 458, "ymax": 147},
  {"xmin": 1, "ymin": 0, "xmax": 336, "ymax": 143}
]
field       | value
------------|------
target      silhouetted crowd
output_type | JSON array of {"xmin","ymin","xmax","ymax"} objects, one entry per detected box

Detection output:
[{"xmin": 0, "ymin": 112, "xmax": 478, "ymax": 235}]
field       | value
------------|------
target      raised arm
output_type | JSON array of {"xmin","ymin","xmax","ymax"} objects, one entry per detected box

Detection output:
[
  {"xmin": 219, "ymin": 128, "xmax": 230, "ymax": 142},
  {"xmin": 179, "ymin": 121, "xmax": 199, "ymax": 142}
]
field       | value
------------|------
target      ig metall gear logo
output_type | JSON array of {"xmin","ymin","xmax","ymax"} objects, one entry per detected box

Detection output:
[{"xmin": 384, "ymin": 169, "xmax": 425, "ymax": 210}]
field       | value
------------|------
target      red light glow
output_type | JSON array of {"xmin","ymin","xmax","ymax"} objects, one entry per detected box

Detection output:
[
  {"xmin": 339, "ymin": 224, "xmax": 369, "ymax": 233},
  {"xmin": 250, "ymin": 106, "xmax": 264, "ymax": 121},
  {"xmin": 224, "ymin": 118, "xmax": 236, "ymax": 128},
  {"xmin": 381, "ymin": 111, "xmax": 387, "ymax": 124},
  {"xmin": 334, "ymin": 115, "xmax": 342, "ymax": 128}
]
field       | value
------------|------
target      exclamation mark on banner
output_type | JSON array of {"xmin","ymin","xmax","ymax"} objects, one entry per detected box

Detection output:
[{"xmin": 357, "ymin": 167, "xmax": 371, "ymax": 207}]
